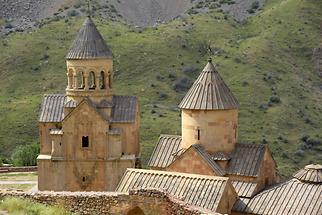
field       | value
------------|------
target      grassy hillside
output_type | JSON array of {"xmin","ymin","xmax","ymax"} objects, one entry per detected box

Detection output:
[{"xmin": 0, "ymin": 0, "xmax": 321, "ymax": 177}]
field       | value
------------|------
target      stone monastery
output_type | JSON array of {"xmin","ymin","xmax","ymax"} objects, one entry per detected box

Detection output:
[{"xmin": 37, "ymin": 17, "xmax": 322, "ymax": 215}]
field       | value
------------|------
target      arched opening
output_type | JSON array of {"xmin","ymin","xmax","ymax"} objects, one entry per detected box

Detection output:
[
  {"xmin": 99, "ymin": 71, "xmax": 105, "ymax": 89},
  {"xmin": 76, "ymin": 71, "xmax": 84, "ymax": 89},
  {"xmin": 88, "ymin": 71, "xmax": 96, "ymax": 90},
  {"xmin": 127, "ymin": 207, "xmax": 145, "ymax": 215}
]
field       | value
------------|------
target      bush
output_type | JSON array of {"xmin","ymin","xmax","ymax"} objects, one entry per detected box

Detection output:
[
  {"xmin": 67, "ymin": 10, "xmax": 79, "ymax": 17},
  {"xmin": 182, "ymin": 64, "xmax": 198, "ymax": 75},
  {"xmin": 294, "ymin": 149, "xmax": 305, "ymax": 157},
  {"xmin": 172, "ymin": 77, "xmax": 193, "ymax": 92},
  {"xmin": 269, "ymin": 95, "xmax": 280, "ymax": 103},
  {"xmin": 11, "ymin": 143, "xmax": 39, "ymax": 166}
]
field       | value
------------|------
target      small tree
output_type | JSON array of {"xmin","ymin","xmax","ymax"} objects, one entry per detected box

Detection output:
[{"xmin": 11, "ymin": 143, "xmax": 39, "ymax": 167}]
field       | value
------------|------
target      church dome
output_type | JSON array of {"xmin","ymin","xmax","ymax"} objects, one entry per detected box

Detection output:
[
  {"xmin": 66, "ymin": 17, "xmax": 112, "ymax": 60},
  {"xmin": 293, "ymin": 164, "xmax": 322, "ymax": 183},
  {"xmin": 179, "ymin": 59, "xmax": 239, "ymax": 110}
]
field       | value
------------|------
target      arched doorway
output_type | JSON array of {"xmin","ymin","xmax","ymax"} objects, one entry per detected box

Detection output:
[{"xmin": 127, "ymin": 206, "xmax": 145, "ymax": 215}]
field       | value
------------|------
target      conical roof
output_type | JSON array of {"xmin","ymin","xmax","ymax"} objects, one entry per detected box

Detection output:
[
  {"xmin": 66, "ymin": 17, "xmax": 112, "ymax": 60},
  {"xmin": 293, "ymin": 164, "xmax": 322, "ymax": 183},
  {"xmin": 179, "ymin": 59, "xmax": 239, "ymax": 110}
]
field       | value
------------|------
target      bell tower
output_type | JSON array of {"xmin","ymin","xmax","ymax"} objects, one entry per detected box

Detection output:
[
  {"xmin": 65, "ymin": 17, "xmax": 113, "ymax": 104},
  {"xmin": 179, "ymin": 59, "xmax": 239, "ymax": 154}
]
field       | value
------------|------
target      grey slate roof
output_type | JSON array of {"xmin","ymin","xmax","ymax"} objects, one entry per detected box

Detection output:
[
  {"xmin": 293, "ymin": 164, "xmax": 322, "ymax": 183},
  {"xmin": 190, "ymin": 144, "xmax": 225, "ymax": 176},
  {"xmin": 179, "ymin": 59, "xmax": 239, "ymax": 110},
  {"xmin": 39, "ymin": 94, "xmax": 137, "ymax": 123},
  {"xmin": 39, "ymin": 94, "xmax": 66, "ymax": 122},
  {"xmin": 111, "ymin": 96, "xmax": 138, "ymax": 123},
  {"xmin": 116, "ymin": 168, "xmax": 232, "ymax": 212},
  {"xmin": 227, "ymin": 144, "xmax": 266, "ymax": 177},
  {"xmin": 148, "ymin": 135, "xmax": 182, "ymax": 168},
  {"xmin": 233, "ymin": 178, "xmax": 322, "ymax": 215},
  {"xmin": 232, "ymin": 180, "xmax": 258, "ymax": 198},
  {"xmin": 211, "ymin": 152, "xmax": 231, "ymax": 161},
  {"xmin": 66, "ymin": 17, "xmax": 112, "ymax": 60}
]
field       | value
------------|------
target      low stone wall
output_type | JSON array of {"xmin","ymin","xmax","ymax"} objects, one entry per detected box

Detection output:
[
  {"xmin": 0, "ymin": 166, "xmax": 37, "ymax": 173},
  {"xmin": 0, "ymin": 189, "xmax": 218, "ymax": 215}
]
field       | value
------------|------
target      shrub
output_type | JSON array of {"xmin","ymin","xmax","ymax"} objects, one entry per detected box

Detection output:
[
  {"xmin": 269, "ymin": 95, "xmax": 280, "ymax": 103},
  {"xmin": 182, "ymin": 64, "xmax": 198, "ymax": 75},
  {"xmin": 306, "ymin": 138, "xmax": 322, "ymax": 146},
  {"xmin": 67, "ymin": 10, "xmax": 79, "ymax": 17},
  {"xmin": 11, "ymin": 143, "xmax": 39, "ymax": 166},
  {"xmin": 294, "ymin": 149, "xmax": 305, "ymax": 157},
  {"xmin": 172, "ymin": 77, "xmax": 193, "ymax": 92}
]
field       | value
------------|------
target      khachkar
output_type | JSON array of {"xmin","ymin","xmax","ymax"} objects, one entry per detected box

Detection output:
[{"xmin": 37, "ymin": 17, "xmax": 140, "ymax": 191}]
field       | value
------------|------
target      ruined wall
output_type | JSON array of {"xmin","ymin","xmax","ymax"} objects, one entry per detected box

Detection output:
[{"xmin": 0, "ymin": 189, "xmax": 218, "ymax": 215}]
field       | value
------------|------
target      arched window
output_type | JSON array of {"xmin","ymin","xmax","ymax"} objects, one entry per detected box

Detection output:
[
  {"xmin": 88, "ymin": 71, "xmax": 96, "ymax": 90},
  {"xmin": 76, "ymin": 71, "xmax": 84, "ymax": 89},
  {"xmin": 99, "ymin": 71, "xmax": 105, "ymax": 89}
]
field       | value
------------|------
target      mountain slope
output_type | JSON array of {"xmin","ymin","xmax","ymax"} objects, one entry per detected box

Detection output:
[{"xmin": 0, "ymin": 0, "xmax": 321, "ymax": 177}]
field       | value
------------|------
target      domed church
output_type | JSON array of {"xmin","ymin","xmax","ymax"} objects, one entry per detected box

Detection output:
[{"xmin": 37, "ymin": 17, "xmax": 140, "ymax": 191}]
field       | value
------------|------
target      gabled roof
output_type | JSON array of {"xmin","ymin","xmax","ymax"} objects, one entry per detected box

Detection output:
[
  {"xmin": 293, "ymin": 164, "xmax": 322, "ymax": 183},
  {"xmin": 148, "ymin": 135, "xmax": 182, "ymax": 168},
  {"xmin": 66, "ymin": 17, "xmax": 112, "ymax": 60},
  {"xmin": 227, "ymin": 144, "xmax": 266, "ymax": 177},
  {"xmin": 39, "ymin": 94, "xmax": 137, "ymax": 123},
  {"xmin": 111, "ymin": 96, "xmax": 138, "ymax": 123},
  {"xmin": 116, "ymin": 168, "xmax": 234, "ymax": 212},
  {"xmin": 233, "ymin": 177, "xmax": 322, "ymax": 215},
  {"xmin": 39, "ymin": 94, "xmax": 66, "ymax": 122},
  {"xmin": 189, "ymin": 144, "xmax": 225, "ymax": 176},
  {"xmin": 211, "ymin": 152, "xmax": 231, "ymax": 161},
  {"xmin": 232, "ymin": 180, "xmax": 258, "ymax": 198},
  {"xmin": 179, "ymin": 59, "xmax": 239, "ymax": 110}
]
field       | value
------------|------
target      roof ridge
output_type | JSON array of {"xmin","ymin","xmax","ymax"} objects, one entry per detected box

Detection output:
[
  {"xmin": 159, "ymin": 134, "xmax": 182, "ymax": 138},
  {"xmin": 126, "ymin": 168, "xmax": 229, "ymax": 181}
]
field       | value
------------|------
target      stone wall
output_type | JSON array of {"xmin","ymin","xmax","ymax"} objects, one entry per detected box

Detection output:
[
  {"xmin": 0, "ymin": 189, "xmax": 219, "ymax": 215},
  {"xmin": 0, "ymin": 166, "xmax": 37, "ymax": 173}
]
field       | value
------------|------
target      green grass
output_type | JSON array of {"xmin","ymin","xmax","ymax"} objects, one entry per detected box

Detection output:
[
  {"xmin": 0, "ymin": 184, "xmax": 35, "ymax": 191},
  {"xmin": 0, "ymin": 197, "xmax": 71, "ymax": 215},
  {"xmin": 0, "ymin": 0, "xmax": 321, "ymax": 177},
  {"xmin": 0, "ymin": 172, "xmax": 37, "ymax": 181}
]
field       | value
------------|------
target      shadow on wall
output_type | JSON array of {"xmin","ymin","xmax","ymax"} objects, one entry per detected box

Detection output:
[{"xmin": 127, "ymin": 206, "xmax": 145, "ymax": 215}]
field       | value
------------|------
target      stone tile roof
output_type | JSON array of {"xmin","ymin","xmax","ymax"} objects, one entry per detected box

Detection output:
[
  {"xmin": 111, "ymin": 96, "xmax": 138, "ymax": 123},
  {"xmin": 211, "ymin": 152, "xmax": 231, "ymax": 161},
  {"xmin": 293, "ymin": 164, "xmax": 322, "ymax": 183},
  {"xmin": 233, "ymin": 178, "xmax": 322, "ymax": 215},
  {"xmin": 39, "ymin": 94, "xmax": 66, "ymax": 122},
  {"xmin": 116, "ymin": 168, "xmax": 231, "ymax": 212},
  {"xmin": 148, "ymin": 135, "xmax": 182, "ymax": 168},
  {"xmin": 227, "ymin": 144, "xmax": 266, "ymax": 177},
  {"xmin": 191, "ymin": 144, "xmax": 225, "ymax": 176},
  {"xmin": 179, "ymin": 59, "xmax": 239, "ymax": 110},
  {"xmin": 232, "ymin": 180, "xmax": 258, "ymax": 198},
  {"xmin": 39, "ymin": 94, "xmax": 137, "ymax": 123},
  {"xmin": 66, "ymin": 17, "xmax": 112, "ymax": 60}
]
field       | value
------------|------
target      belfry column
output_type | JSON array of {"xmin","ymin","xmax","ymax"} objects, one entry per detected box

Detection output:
[{"xmin": 84, "ymin": 72, "xmax": 89, "ymax": 90}]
